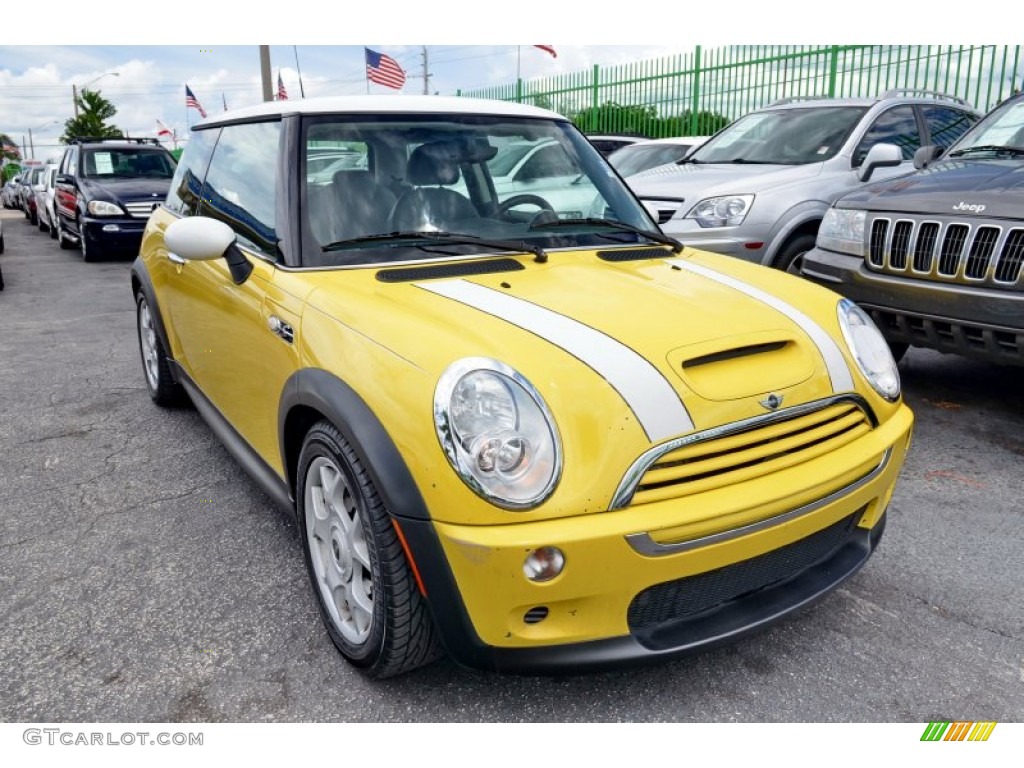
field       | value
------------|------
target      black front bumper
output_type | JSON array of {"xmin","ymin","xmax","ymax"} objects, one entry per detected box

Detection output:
[
  {"xmin": 802, "ymin": 247, "xmax": 1024, "ymax": 365},
  {"xmin": 399, "ymin": 511, "xmax": 885, "ymax": 675},
  {"xmin": 81, "ymin": 217, "xmax": 148, "ymax": 257}
]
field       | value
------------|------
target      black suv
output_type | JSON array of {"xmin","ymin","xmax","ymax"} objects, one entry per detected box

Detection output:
[
  {"xmin": 802, "ymin": 93, "xmax": 1024, "ymax": 366},
  {"xmin": 54, "ymin": 137, "xmax": 177, "ymax": 261}
]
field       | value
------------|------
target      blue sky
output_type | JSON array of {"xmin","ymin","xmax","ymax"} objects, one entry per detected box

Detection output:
[{"xmin": 1, "ymin": 3, "xmax": 995, "ymax": 161}]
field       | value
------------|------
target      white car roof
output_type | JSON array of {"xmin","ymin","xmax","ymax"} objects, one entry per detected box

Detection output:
[{"xmin": 195, "ymin": 95, "xmax": 567, "ymax": 127}]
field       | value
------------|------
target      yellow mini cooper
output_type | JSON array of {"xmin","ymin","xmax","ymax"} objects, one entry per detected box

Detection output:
[{"xmin": 132, "ymin": 96, "xmax": 913, "ymax": 677}]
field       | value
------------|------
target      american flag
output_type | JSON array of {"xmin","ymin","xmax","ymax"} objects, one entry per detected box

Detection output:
[
  {"xmin": 534, "ymin": 45, "xmax": 557, "ymax": 58},
  {"xmin": 365, "ymin": 48, "xmax": 406, "ymax": 90},
  {"xmin": 185, "ymin": 85, "xmax": 207, "ymax": 118},
  {"xmin": 277, "ymin": 72, "xmax": 288, "ymax": 101}
]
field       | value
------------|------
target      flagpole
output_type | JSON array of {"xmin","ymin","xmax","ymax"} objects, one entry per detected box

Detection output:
[
  {"xmin": 294, "ymin": 45, "xmax": 306, "ymax": 98},
  {"xmin": 517, "ymin": 45, "xmax": 521, "ymax": 82}
]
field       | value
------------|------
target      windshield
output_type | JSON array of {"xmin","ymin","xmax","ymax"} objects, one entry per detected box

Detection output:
[
  {"xmin": 302, "ymin": 114, "xmax": 656, "ymax": 267},
  {"xmin": 948, "ymin": 98, "xmax": 1024, "ymax": 154},
  {"xmin": 82, "ymin": 149, "xmax": 176, "ymax": 179},
  {"xmin": 609, "ymin": 143, "xmax": 694, "ymax": 176},
  {"xmin": 689, "ymin": 106, "xmax": 867, "ymax": 165}
]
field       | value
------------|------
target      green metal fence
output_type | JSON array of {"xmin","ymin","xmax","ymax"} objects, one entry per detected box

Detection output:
[{"xmin": 458, "ymin": 45, "xmax": 1024, "ymax": 137}]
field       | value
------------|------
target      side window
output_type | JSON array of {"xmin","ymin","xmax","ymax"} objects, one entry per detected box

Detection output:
[
  {"xmin": 517, "ymin": 143, "xmax": 578, "ymax": 182},
  {"xmin": 200, "ymin": 121, "xmax": 281, "ymax": 258},
  {"xmin": 165, "ymin": 128, "xmax": 218, "ymax": 217},
  {"xmin": 853, "ymin": 106, "xmax": 920, "ymax": 166},
  {"xmin": 63, "ymin": 146, "xmax": 79, "ymax": 176},
  {"xmin": 923, "ymin": 106, "xmax": 978, "ymax": 151}
]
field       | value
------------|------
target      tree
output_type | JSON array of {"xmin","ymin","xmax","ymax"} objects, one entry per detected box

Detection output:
[{"xmin": 60, "ymin": 89, "xmax": 122, "ymax": 144}]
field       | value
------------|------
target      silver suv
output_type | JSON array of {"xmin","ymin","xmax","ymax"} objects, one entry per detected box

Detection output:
[{"xmin": 628, "ymin": 90, "xmax": 981, "ymax": 273}]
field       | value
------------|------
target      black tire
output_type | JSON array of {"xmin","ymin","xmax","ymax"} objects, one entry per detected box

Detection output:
[
  {"xmin": 0, "ymin": 232, "xmax": 5, "ymax": 255},
  {"xmin": 57, "ymin": 215, "xmax": 75, "ymax": 250},
  {"xmin": 135, "ymin": 292, "xmax": 183, "ymax": 407},
  {"xmin": 80, "ymin": 220, "xmax": 97, "ymax": 262},
  {"xmin": 774, "ymin": 233, "xmax": 818, "ymax": 275},
  {"xmin": 38, "ymin": 215, "xmax": 48, "ymax": 232},
  {"xmin": 297, "ymin": 421, "xmax": 442, "ymax": 678}
]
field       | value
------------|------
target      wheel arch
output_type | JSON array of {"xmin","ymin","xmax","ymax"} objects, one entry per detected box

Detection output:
[
  {"xmin": 130, "ymin": 259, "xmax": 177, "ymax": 381},
  {"xmin": 762, "ymin": 202, "xmax": 829, "ymax": 266},
  {"xmin": 279, "ymin": 368, "xmax": 431, "ymax": 524}
]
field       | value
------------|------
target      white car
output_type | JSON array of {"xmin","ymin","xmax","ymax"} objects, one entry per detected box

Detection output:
[
  {"xmin": 608, "ymin": 136, "xmax": 709, "ymax": 178},
  {"xmin": 586, "ymin": 134, "xmax": 647, "ymax": 156},
  {"xmin": 480, "ymin": 138, "xmax": 598, "ymax": 220},
  {"xmin": 34, "ymin": 163, "xmax": 60, "ymax": 238}
]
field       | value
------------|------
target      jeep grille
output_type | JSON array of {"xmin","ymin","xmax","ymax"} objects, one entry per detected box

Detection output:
[{"xmin": 867, "ymin": 216, "xmax": 1024, "ymax": 288}]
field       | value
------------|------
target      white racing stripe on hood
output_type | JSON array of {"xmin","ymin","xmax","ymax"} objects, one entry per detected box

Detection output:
[
  {"xmin": 665, "ymin": 259, "xmax": 855, "ymax": 393},
  {"xmin": 417, "ymin": 279, "xmax": 694, "ymax": 442}
]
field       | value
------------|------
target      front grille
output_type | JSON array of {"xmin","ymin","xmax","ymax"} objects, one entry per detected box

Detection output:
[
  {"xmin": 866, "ymin": 215, "xmax": 1024, "ymax": 289},
  {"xmin": 627, "ymin": 511, "xmax": 861, "ymax": 630},
  {"xmin": 630, "ymin": 401, "xmax": 871, "ymax": 507},
  {"xmin": 124, "ymin": 201, "xmax": 160, "ymax": 219}
]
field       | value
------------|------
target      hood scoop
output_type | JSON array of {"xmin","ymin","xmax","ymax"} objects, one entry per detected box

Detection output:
[{"xmin": 669, "ymin": 330, "xmax": 815, "ymax": 401}]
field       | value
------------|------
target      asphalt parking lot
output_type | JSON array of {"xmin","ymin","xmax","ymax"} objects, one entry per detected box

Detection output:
[{"xmin": 0, "ymin": 207, "xmax": 1021, "ymax": 723}]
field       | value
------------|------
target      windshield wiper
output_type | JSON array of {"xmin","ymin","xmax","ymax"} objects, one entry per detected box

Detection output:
[
  {"xmin": 717, "ymin": 158, "xmax": 781, "ymax": 164},
  {"xmin": 321, "ymin": 230, "xmax": 548, "ymax": 263},
  {"xmin": 948, "ymin": 145, "xmax": 1024, "ymax": 157},
  {"xmin": 528, "ymin": 217, "xmax": 683, "ymax": 253}
]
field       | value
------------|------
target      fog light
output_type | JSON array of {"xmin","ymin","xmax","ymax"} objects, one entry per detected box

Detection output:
[
  {"xmin": 523, "ymin": 547, "xmax": 565, "ymax": 582},
  {"xmin": 102, "ymin": 224, "xmax": 121, "ymax": 232}
]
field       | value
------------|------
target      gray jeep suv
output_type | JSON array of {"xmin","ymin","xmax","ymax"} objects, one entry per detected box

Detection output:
[
  {"xmin": 801, "ymin": 92, "xmax": 1024, "ymax": 366},
  {"xmin": 628, "ymin": 90, "xmax": 980, "ymax": 273}
]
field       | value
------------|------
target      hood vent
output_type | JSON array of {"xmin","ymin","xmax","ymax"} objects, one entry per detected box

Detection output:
[
  {"xmin": 682, "ymin": 341, "xmax": 788, "ymax": 369},
  {"xmin": 597, "ymin": 247, "xmax": 673, "ymax": 262},
  {"xmin": 376, "ymin": 258, "xmax": 524, "ymax": 283}
]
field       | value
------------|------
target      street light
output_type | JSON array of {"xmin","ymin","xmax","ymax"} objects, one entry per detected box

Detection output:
[
  {"xmin": 27, "ymin": 120, "xmax": 59, "ymax": 159},
  {"xmin": 73, "ymin": 72, "xmax": 119, "ymax": 117}
]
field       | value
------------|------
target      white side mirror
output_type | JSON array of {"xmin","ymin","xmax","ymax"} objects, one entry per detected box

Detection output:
[
  {"xmin": 165, "ymin": 216, "xmax": 236, "ymax": 261},
  {"xmin": 857, "ymin": 143, "xmax": 904, "ymax": 182}
]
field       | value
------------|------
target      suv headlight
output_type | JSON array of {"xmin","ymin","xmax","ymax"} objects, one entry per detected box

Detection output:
[
  {"xmin": 837, "ymin": 299, "xmax": 900, "ymax": 401},
  {"xmin": 87, "ymin": 200, "xmax": 124, "ymax": 217},
  {"xmin": 434, "ymin": 358, "xmax": 561, "ymax": 510},
  {"xmin": 684, "ymin": 194, "xmax": 754, "ymax": 227},
  {"xmin": 817, "ymin": 207, "xmax": 866, "ymax": 256}
]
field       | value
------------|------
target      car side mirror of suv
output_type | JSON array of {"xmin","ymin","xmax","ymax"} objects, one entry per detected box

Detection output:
[
  {"xmin": 857, "ymin": 143, "xmax": 904, "ymax": 182},
  {"xmin": 165, "ymin": 216, "xmax": 253, "ymax": 284},
  {"xmin": 913, "ymin": 144, "xmax": 943, "ymax": 170},
  {"xmin": 56, "ymin": 174, "xmax": 74, "ymax": 186}
]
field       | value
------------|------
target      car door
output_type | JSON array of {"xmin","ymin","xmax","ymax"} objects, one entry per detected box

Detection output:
[
  {"xmin": 162, "ymin": 120, "xmax": 301, "ymax": 468},
  {"xmin": 54, "ymin": 146, "xmax": 78, "ymax": 226}
]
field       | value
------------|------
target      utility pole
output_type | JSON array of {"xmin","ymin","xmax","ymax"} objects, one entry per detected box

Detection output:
[
  {"xmin": 259, "ymin": 46, "xmax": 273, "ymax": 102},
  {"xmin": 28, "ymin": 129, "xmax": 34, "ymax": 158},
  {"xmin": 73, "ymin": 84, "xmax": 79, "ymax": 117},
  {"xmin": 422, "ymin": 46, "xmax": 431, "ymax": 95}
]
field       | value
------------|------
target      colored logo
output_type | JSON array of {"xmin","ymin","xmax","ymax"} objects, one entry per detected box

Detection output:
[{"xmin": 921, "ymin": 721, "xmax": 997, "ymax": 741}]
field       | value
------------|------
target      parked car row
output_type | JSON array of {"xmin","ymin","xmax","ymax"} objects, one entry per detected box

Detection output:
[
  {"xmin": 7, "ymin": 137, "xmax": 178, "ymax": 261},
  {"xmin": 615, "ymin": 89, "xmax": 1022, "ymax": 367}
]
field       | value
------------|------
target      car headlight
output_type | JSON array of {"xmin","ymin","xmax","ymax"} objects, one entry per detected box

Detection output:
[
  {"xmin": 684, "ymin": 194, "xmax": 754, "ymax": 227},
  {"xmin": 837, "ymin": 299, "xmax": 900, "ymax": 401},
  {"xmin": 434, "ymin": 358, "xmax": 561, "ymax": 510},
  {"xmin": 817, "ymin": 207, "xmax": 866, "ymax": 256},
  {"xmin": 87, "ymin": 200, "xmax": 124, "ymax": 216}
]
